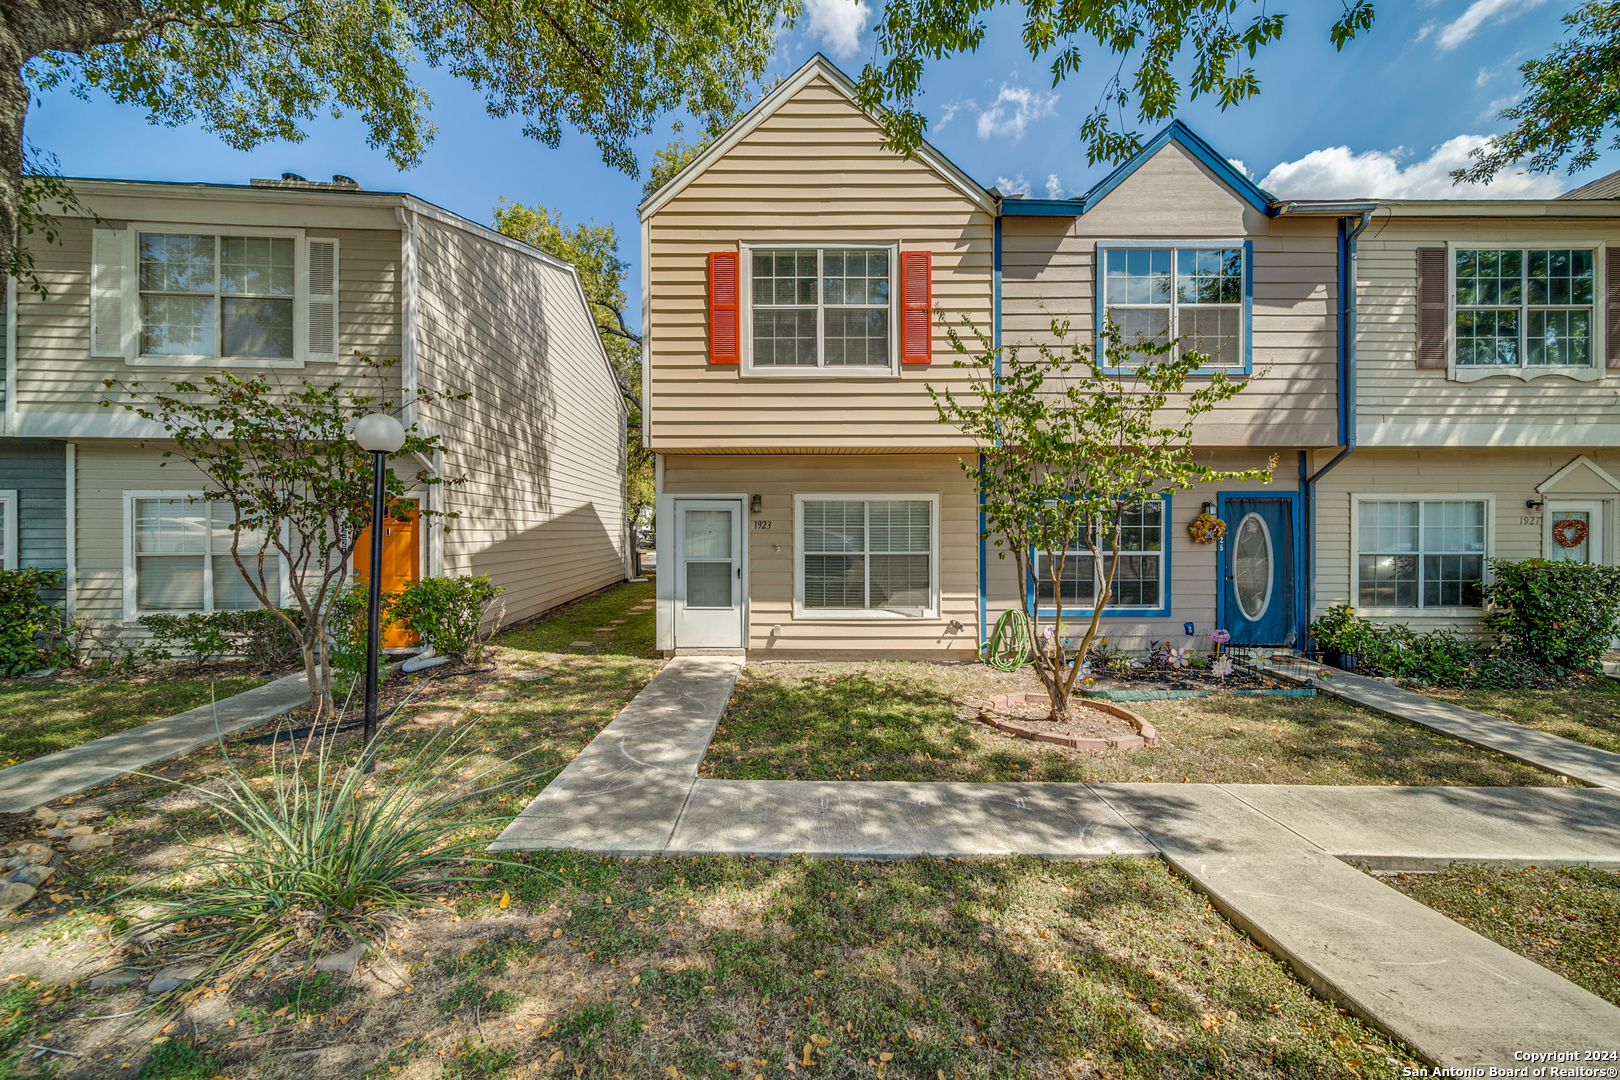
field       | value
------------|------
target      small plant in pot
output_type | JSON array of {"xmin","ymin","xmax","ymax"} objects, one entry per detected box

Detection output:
[{"xmin": 1309, "ymin": 604, "xmax": 1368, "ymax": 672}]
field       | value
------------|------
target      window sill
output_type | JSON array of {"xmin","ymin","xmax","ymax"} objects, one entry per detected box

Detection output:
[
  {"xmin": 740, "ymin": 367, "xmax": 900, "ymax": 379},
  {"xmin": 128, "ymin": 355, "xmax": 304, "ymax": 370},
  {"xmin": 1449, "ymin": 364, "xmax": 1603, "ymax": 384},
  {"xmin": 1038, "ymin": 606, "xmax": 1172, "ymax": 619},
  {"xmin": 1352, "ymin": 606, "xmax": 1484, "ymax": 618},
  {"xmin": 791, "ymin": 607, "xmax": 938, "ymax": 621}
]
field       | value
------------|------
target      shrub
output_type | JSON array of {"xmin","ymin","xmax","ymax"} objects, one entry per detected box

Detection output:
[
  {"xmin": 138, "ymin": 612, "xmax": 232, "ymax": 667},
  {"xmin": 1307, "ymin": 604, "xmax": 1368, "ymax": 656},
  {"xmin": 1483, "ymin": 558, "xmax": 1620, "ymax": 676},
  {"xmin": 0, "ymin": 567, "xmax": 68, "ymax": 676},
  {"xmin": 223, "ymin": 608, "xmax": 305, "ymax": 670},
  {"xmin": 326, "ymin": 582, "xmax": 395, "ymax": 674},
  {"xmin": 390, "ymin": 575, "xmax": 506, "ymax": 661}
]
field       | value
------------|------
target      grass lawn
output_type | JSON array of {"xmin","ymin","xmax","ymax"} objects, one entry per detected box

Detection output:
[
  {"xmin": 0, "ymin": 850, "xmax": 1420, "ymax": 1079},
  {"xmin": 0, "ymin": 675, "xmax": 269, "ymax": 766},
  {"xmin": 1381, "ymin": 863, "xmax": 1620, "ymax": 1007},
  {"xmin": 699, "ymin": 663, "xmax": 1563, "ymax": 787},
  {"xmin": 1421, "ymin": 676, "xmax": 1620, "ymax": 755}
]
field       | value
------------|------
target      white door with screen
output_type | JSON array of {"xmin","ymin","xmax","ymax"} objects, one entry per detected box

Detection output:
[
  {"xmin": 1546, "ymin": 500, "xmax": 1605, "ymax": 565},
  {"xmin": 674, "ymin": 499, "xmax": 744, "ymax": 648}
]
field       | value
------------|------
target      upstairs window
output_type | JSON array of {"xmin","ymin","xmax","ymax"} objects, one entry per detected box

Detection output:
[
  {"xmin": 140, "ymin": 234, "xmax": 296, "ymax": 360},
  {"xmin": 1099, "ymin": 244, "xmax": 1247, "ymax": 372},
  {"xmin": 1455, "ymin": 249, "xmax": 1595, "ymax": 371},
  {"xmin": 746, "ymin": 245, "xmax": 895, "ymax": 373}
]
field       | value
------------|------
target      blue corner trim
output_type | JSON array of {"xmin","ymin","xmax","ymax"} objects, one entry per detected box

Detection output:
[
  {"xmin": 1243, "ymin": 238, "xmax": 1254, "ymax": 374},
  {"xmin": 1336, "ymin": 218, "xmax": 1349, "ymax": 446},
  {"xmin": 1024, "ymin": 494, "xmax": 1174, "ymax": 621},
  {"xmin": 1079, "ymin": 120, "xmax": 1274, "ymax": 216}
]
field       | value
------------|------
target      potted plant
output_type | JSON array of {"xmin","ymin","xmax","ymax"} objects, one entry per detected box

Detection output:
[{"xmin": 1309, "ymin": 604, "xmax": 1367, "ymax": 673}]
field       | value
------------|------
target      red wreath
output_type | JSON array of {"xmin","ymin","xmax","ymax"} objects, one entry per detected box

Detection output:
[{"xmin": 1552, "ymin": 517, "xmax": 1590, "ymax": 549}]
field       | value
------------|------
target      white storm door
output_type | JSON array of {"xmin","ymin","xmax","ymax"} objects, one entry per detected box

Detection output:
[
  {"xmin": 1545, "ymin": 500, "xmax": 1606, "ymax": 564},
  {"xmin": 673, "ymin": 499, "xmax": 744, "ymax": 648}
]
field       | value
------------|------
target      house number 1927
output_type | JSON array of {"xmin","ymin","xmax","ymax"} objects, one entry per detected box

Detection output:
[{"xmin": 753, "ymin": 520, "xmax": 773, "ymax": 530}]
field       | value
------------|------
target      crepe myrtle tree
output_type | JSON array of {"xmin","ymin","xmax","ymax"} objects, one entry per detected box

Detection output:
[
  {"xmin": 929, "ymin": 318, "xmax": 1272, "ymax": 718},
  {"xmin": 101, "ymin": 357, "xmax": 465, "ymax": 720}
]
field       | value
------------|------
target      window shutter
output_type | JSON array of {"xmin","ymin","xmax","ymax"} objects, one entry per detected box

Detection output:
[
  {"xmin": 1607, "ymin": 248, "xmax": 1620, "ymax": 369},
  {"xmin": 900, "ymin": 250, "xmax": 932, "ymax": 364},
  {"xmin": 307, "ymin": 238, "xmax": 339, "ymax": 362},
  {"xmin": 1416, "ymin": 246, "xmax": 1447, "ymax": 369},
  {"xmin": 91, "ymin": 229, "xmax": 125, "ymax": 358},
  {"xmin": 708, "ymin": 251, "xmax": 740, "ymax": 365}
]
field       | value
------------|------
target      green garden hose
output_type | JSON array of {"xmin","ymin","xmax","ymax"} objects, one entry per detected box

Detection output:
[{"xmin": 985, "ymin": 609, "xmax": 1033, "ymax": 671}]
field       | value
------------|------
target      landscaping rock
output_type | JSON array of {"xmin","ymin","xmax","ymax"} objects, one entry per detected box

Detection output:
[
  {"xmin": 476, "ymin": 689, "xmax": 511, "ymax": 702},
  {"xmin": 0, "ymin": 883, "xmax": 37, "ymax": 916},
  {"xmin": 147, "ymin": 964, "xmax": 205, "ymax": 994},
  {"xmin": 88, "ymin": 970, "xmax": 148, "ymax": 990},
  {"xmin": 313, "ymin": 944, "xmax": 365, "ymax": 974},
  {"xmin": 567, "ymin": 640, "xmax": 596, "ymax": 649},
  {"xmin": 4, "ymin": 865, "xmax": 54, "ymax": 888},
  {"xmin": 67, "ymin": 833, "xmax": 113, "ymax": 853},
  {"xmin": 5, "ymin": 844, "xmax": 54, "ymax": 868},
  {"xmin": 32, "ymin": 808, "xmax": 59, "ymax": 827},
  {"xmin": 56, "ymin": 812, "xmax": 82, "ymax": 828},
  {"xmin": 510, "ymin": 668, "xmax": 552, "ymax": 682}
]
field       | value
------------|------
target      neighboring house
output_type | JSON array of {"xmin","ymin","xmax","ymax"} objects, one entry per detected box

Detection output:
[
  {"xmin": 641, "ymin": 54, "xmax": 1369, "ymax": 657},
  {"xmin": 0, "ymin": 175, "xmax": 630, "ymax": 634},
  {"xmin": 1311, "ymin": 183, "xmax": 1620, "ymax": 632}
]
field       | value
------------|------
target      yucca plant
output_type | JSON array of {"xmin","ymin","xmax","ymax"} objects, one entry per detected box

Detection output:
[{"xmin": 113, "ymin": 689, "xmax": 549, "ymax": 992}]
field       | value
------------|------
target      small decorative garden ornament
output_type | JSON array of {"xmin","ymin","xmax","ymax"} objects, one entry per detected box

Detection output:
[
  {"xmin": 1188, "ymin": 512, "xmax": 1227, "ymax": 544},
  {"xmin": 1166, "ymin": 647, "xmax": 1191, "ymax": 669},
  {"xmin": 1211, "ymin": 656, "xmax": 1234, "ymax": 678}
]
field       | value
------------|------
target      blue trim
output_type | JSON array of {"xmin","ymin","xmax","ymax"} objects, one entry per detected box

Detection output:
[
  {"xmin": 1079, "ymin": 120, "xmax": 1274, "ymax": 216},
  {"xmin": 1024, "ymin": 493, "xmax": 1174, "ymax": 620},
  {"xmin": 978, "ymin": 455, "xmax": 988, "ymax": 651},
  {"xmin": 1095, "ymin": 242, "xmax": 1253, "ymax": 376},
  {"xmin": 999, "ymin": 198, "xmax": 1086, "ymax": 217},
  {"xmin": 1336, "ymin": 219, "xmax": 1349, "ymax": 445},
  {"xmin": 1215, "ymin": 490, "xmax": 1304, "ymax": 646}
]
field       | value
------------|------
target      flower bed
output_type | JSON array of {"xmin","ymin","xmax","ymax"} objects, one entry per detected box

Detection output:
[{"xmin": 978, "ymin": 692, "xmax": 1159, "ymax": 750}]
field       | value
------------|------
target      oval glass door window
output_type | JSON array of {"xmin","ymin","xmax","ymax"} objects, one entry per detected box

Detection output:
[{"xmin": 1233, "ymin": 512, "xmax": 1273, "ymax": 621}]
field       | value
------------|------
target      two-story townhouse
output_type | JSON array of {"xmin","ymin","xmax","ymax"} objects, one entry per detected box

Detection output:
[
  {"xmin": 1312, "ymin": 181, "xmax": 1620, "ymax": 631},
  {"xmin": 0, "ymin": 175, "xmax": 630, "ymax": 635},
  {"xmin": 643, "ymin": 54, "xmax": 1368, "ymax": 658}
]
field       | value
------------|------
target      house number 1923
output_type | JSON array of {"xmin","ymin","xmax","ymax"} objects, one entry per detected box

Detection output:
[{"xmin": 753, "ymin": 520, "xmax": 773, "ymax": 530}]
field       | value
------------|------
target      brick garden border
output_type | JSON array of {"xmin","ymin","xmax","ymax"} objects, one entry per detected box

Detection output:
[{"xmin": 978, "ymin": 693, "xmax": 1159, "ymax": 751}]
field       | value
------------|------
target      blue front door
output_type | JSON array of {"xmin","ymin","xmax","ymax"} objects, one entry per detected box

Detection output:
[{"xmin": 1220, "ymin": 496, "xmax": 1295, "ymax": 647}]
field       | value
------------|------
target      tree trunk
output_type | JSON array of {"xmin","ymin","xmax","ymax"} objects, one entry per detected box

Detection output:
[{"xmin": 0, "ymin": 0, "xmax": 144, "ymax": 261}]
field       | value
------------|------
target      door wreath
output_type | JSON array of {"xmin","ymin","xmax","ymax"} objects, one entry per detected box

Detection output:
[{"xmin": 1552, "ymin": 517, "xmax": 1590, "ymax": 549}]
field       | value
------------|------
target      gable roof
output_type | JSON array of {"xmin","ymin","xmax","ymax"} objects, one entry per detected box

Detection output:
[
  {"xmin": 1556, "ymin": 168, "xmax": 1620, "ymax": 200},
  {"xmin": 1000, "ymin": 119, "xmax": 1279, "ymax": 218},
  {"xmin": 637, "ymin": 54, "xmax": 997, "ymax": 220}
]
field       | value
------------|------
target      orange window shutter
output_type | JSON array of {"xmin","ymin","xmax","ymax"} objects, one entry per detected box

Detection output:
[
  {"xmin": 709, "ymin": 252, "xmax": 740, "ymax": 365},
  {"xmin": 1416, "ymin": 247, "xmax": 1448, "ymax": 369},
  {"xmin": 900, "ymin": 250, "xmax": 932, "ymax": 364}
]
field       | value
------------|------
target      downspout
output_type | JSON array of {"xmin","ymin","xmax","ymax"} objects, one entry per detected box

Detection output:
[{"xmin": 1303, "ymin": 210, "xmax": 1372, "ymax": 649}]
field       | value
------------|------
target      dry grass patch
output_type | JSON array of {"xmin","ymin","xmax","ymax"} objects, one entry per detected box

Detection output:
[
  {"xmin": 1421, "ymin": 675, "xmax": 1620, "ymax": 755},
  {"xmin": 700, "ymin": 662, "xmax": 1562, "ymax": 786}
]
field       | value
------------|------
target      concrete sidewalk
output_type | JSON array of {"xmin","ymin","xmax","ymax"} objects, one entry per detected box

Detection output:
[
  {"xmin": 0, "ymin": 672, "xmax": 310, "ymax": 815},
  {"xmin": 1270, "ymin": 658, "xmax": 1620, "ymax": 789}
]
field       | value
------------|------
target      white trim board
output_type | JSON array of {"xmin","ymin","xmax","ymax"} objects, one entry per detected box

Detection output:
[
  {"xmin": 1538, "ymin": 454, "xmax": 1620, "ymax": 495},
  {"xmin": 0, "ymin": 489, "xmax": 17, "ymax": 570}
]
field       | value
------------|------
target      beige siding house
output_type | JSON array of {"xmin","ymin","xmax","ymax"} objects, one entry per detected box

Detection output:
[
  {"xmin": 642, "ymin": 56, "xmax": 1367, "ymax": 658},
  {"xmin": 1, "ymin": 176, "xmax": 628, "ymax": 632}
]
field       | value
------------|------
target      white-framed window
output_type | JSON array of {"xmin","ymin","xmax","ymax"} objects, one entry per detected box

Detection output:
[
  {"xmin": 1354, "ymin": 497, "xmax": 1490, "ymax": 610},
  {"xmin": 742, "ymin": 242, "xmax": 898, "ymax": 375},
  {"xmin": 1454, "ymin": 247, "xmax": 1597, "ymax": 373},
  {"xmin": 91, "ymin": 226, "xmax": 339, "ymax": 367},
  {"xmin": 0, "ymin": 489, "xmax": 16, "ymax": 570},
  {"xmin": 1033, "ymin": 498, "xmax": 1168, "ymax": 613},
  {"xmin": 793, "ymin": 494, "xmax": 938, "ymax": 618},
  {"xmin": 122, "ymin": 492, "xmax": 286, "ymax": 617},
  {"xmin": 1098, "ymin": 241, "xmax": 1248, "ymax": 372}
]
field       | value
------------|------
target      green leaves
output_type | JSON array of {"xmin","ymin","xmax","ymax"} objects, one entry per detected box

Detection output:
[{"xmin": 857, "ymin": 1, "xmax": 1376, "ymax": 165}]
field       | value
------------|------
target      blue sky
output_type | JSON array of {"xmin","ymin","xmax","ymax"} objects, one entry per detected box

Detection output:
[{"xmin": 31, "ymin": 0, "xmax": 1607, "ymax": 327}]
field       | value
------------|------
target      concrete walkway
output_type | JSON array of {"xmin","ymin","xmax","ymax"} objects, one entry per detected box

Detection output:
[
  {"xmin": 1270, "ymin": 656, "xmax": 1620, "ymax": 789},
  {"xmin": 0, "ymin": 672, "xmax": 310, "ymax": 815},
  {"xmin": 495, "ymin": 656, "xmax": 1620, "ymax": 1066}
]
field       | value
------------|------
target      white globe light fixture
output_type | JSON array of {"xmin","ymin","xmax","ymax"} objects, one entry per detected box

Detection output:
[
  {"xmin": 354, "ymin": 410, "xmax": 406, "ymax": 771},
  {"xmin": 353, "ymin": 411, "xmax": 407, "ymax": 454}
]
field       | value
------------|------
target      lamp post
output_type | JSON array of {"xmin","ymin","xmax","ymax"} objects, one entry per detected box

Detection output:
[{"xmin": 352, "ymin": 412, "xmax": 407, "ymax": 772}]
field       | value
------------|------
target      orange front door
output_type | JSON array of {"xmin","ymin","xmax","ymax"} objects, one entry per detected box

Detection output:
[{"xmin": 356, "ymin": 501, "xmax": 420, "ymax": 647}]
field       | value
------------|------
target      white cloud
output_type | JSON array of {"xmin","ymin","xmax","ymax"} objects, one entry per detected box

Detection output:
[
  {"xmin": 1434, "ymin": 0, "xmax": 1551, "ymax": 52},
  {"xmin": 975, "ymin": 84, "xmax": 1059, "ymax": 141},
  {"xmin": 803, "ymin": 0, "xmax": 872, "ymax": 59},
  {"xmin": 1260, "ymin": 135, "xmax": 1565, "ymax": 199},
  {"xmin": 996, "ymin": 174, "xmax": 1032, "ymax": 198},
  {"xmin": 1045, "ymin": 174, "xmax": 1065, "ymax": 199}
]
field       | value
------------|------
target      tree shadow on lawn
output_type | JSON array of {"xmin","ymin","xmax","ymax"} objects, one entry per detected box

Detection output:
[
  {"xmin": 700, "ymin": 669, "xmax": 1561, "ymax": 787},
  {"xmin": 481, "ymin": 850, "xmax": 1415, "ymax": 1079}
]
